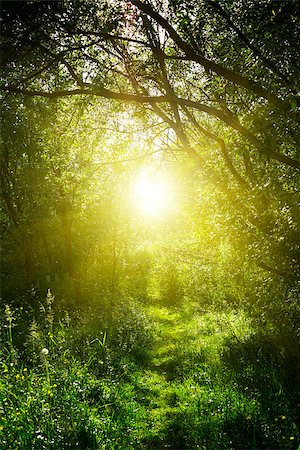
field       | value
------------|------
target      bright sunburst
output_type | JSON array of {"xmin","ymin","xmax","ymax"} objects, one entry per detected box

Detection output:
[{"xmin": 133, "ymin": 170, "xmax": 173, "ymax": 217}]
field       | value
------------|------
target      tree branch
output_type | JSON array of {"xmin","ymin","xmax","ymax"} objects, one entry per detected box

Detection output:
[
  {"xmin": 2, "ymin": 84, "xmax": 299, "ymax": 168},
  {"xmin": 130, "ymin": 0, "xmax": 289, "ymax": 112},
  {"xmin": 207, "ymin": 0, "xmax": 292, "ymax": 86},
  {"xmin": 181, "ymin": 106, "xmax": 250, "ymax": 189}
]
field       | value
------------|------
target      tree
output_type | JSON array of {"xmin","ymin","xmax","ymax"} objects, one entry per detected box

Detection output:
[{"xmin": 1, "ymin": 0, "xmax": 299, "ymax": 284}]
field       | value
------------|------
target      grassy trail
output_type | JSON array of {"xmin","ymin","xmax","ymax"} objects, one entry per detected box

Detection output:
[
  {"xmin": 116, "ymin": 306, "xmax": 298, "ymax": 449},
  {"xmin": 123, "ymin": 305, "xmax": 253, "ymax": 449},
  {"xmin": 1, "ymin": 304, "xmax": 298, "ymax": 449},
  {"xmin": 148, "ymin": 307, "xmax": 186, "ymax": 377}
]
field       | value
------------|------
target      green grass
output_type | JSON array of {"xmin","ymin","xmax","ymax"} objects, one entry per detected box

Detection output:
[{"xmin": 1, "ymin": 300, "xmax": 299, "ymax": 449}]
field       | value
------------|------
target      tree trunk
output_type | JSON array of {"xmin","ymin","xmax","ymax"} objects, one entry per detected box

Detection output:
[{"xmin": 59, "ymin": 198, "xmax": 81, "ymax": 298}]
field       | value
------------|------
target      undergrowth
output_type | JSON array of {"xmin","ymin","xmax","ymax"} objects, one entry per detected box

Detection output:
[{"xmin": 0, "ymin": 292, "xmax": 299, "ymax": 449}]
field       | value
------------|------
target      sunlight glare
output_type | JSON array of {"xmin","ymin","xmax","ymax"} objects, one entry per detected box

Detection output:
[{"xmin": 133, "ymin": 171, "xmax": 173, "ymax": 217}]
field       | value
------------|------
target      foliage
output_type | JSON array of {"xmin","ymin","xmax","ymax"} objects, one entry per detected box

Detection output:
[
  {"xmin": 0, "ymin": 1, "xmax": 299, "ymax": 449},
  {"xmin": 1, "ymin": 299, "xmax": 299, "ymax": 449},
  {"xmin": 1, "ymin": 0, "xmax": 299, "ymax": 305}
]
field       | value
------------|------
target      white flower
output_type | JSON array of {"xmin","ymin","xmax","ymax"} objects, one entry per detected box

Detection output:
[{"xmin": 40, "ymin": 348, "xmax": 49, "ymax": 356}]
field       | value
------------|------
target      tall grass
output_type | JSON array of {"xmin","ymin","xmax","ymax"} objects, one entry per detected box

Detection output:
[{"xmin": 0, "ymin": 294, "xmax": 299, "ymax": 449}]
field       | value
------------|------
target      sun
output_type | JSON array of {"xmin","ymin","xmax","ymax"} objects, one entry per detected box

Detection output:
[{"xmin": 133, "ymin": 170, "xmax": 173, "ymax": 217}]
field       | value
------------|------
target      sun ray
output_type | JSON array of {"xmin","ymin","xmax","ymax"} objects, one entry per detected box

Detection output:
[{"xmin": 133, "ymin": 170, "xmax": 173, "ymax": 217}]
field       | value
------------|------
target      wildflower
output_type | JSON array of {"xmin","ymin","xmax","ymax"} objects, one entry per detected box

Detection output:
[
  {"xmin": 289, "ymin": 436, "xmax": 294, "ymax": 440},
  {"xmin": 281, "ymin": 415, "xmax": 286, "ymax": 420},
  {"xmin": 30, "ymin": 320, "xmax": 40, "ymax": 339},
  {"xmin": 4, "ymin": 304, "xmax": 13, "ymax": 321},
  {"xmin": 64, "ymin": 312, "xmax": 71, "ymax": 327},
  {"xmin": 40, "ymin": 348, "xmax": 49, "ymax": 356},
  {"xmin": 40, "ymin": 348, "xmax": 50, "ymax": 383},
  {"xmin": 47, "ymin": 288, "xmax": 54, "ymax": 301},
  {"xmin": 5, "ymin": 305, "xmax": 14, "ymax": 345}
]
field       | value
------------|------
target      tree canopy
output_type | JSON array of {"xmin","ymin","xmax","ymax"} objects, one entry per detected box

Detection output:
[
  {"xmin": 1, "ymin": 2, "xmax": 300, "ymax": 448},
  {"xmin": 1, "ymin": 0, "xmax": 299, "ymax": 284}
]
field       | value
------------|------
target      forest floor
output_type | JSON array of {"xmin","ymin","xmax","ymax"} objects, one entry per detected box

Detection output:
[
  {"xmin": 114, "ymin": 305, "xmax": 261, "ymax": 449},
  {"xmin": 111, "ymin": 304, "xmax": 298, "ymax": 449},
  {"xmin": 1, "ymin": 302, "xmax": 299, "ymax": 449}
]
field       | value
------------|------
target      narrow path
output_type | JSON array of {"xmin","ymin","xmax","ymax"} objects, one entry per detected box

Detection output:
[
  {"xmin": 148, "ymin": 307, "xmax": 186, "ymax": 377},
  {"xmin": 125, "ymin": 306, "xmax": 256, "ymax": 449},
  {"xmin": 130, "ymin": 305, "xmax": 206, "ymax": 449}
]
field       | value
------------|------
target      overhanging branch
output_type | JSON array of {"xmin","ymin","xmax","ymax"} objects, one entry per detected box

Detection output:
[
  {"xmin": 2, "ymin": 84, "xmax": 299, "ymax": 168},
  {"xmin": 130, "ymin": 0, "xmax": 289, "ymax": 112}
]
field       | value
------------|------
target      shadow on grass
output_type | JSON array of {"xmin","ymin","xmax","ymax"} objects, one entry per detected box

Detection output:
[{"xmin": 221, "ymin": 331, "xmax": 300, "ymax": 449}]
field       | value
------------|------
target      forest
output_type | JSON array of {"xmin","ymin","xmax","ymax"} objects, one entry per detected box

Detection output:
[{"xmin": 0, "ymin": 0, "xmax": 299, "ymax": 448}]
